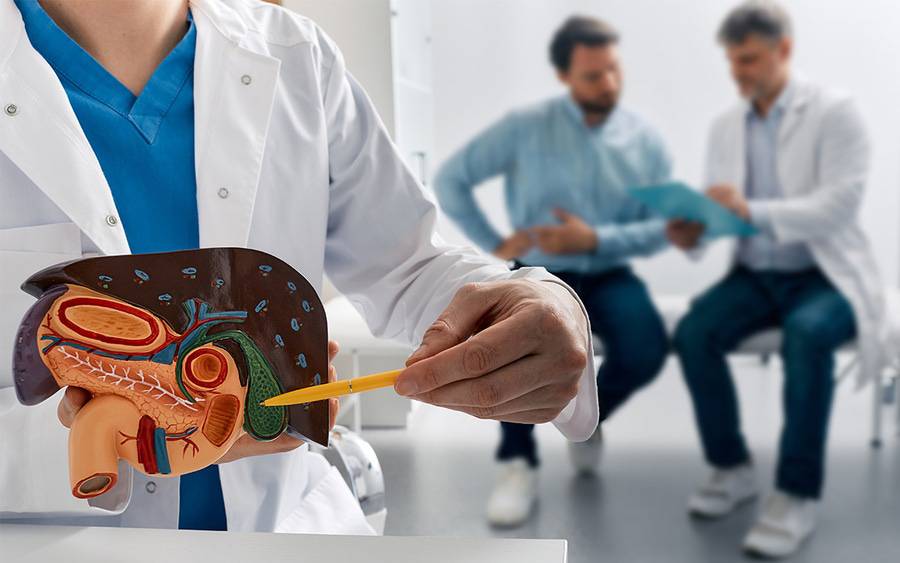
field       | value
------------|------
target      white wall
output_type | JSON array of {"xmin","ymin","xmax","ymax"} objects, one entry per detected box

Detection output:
[
  {"xmin": 283, "ymin": 0, "xmax": 397, "ymax": 136},
  {"xmin": 429, "ymin": 0, "xmax": 900, "ymax": 295}
]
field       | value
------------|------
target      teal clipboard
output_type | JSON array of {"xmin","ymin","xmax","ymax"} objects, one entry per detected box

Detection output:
[{"xmin": 628, "ymin": 181, "xmax": 758, "ymax": 238}]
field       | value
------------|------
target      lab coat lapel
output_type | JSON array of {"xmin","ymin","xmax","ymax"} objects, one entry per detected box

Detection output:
[
  {"xmin": 728, "ymin": 106, "xmax": 748, "ymax": 195},
  {"xmin": 778, "ymin": 106, "xmax": 804, "ymax": 148},
  {"xmin": 0, "ymin": 1, "xmax": 130, "ymax": 255},
  {"xmin": 191, "ymin": 0, "xmax": 281, "ymax": 249},
  {"xmin": 776, "ymin": 83, "xmax": 810, "ymax": 161},
  {"xmin": 774, "ymin": 82, "xmax": 811, "ymax": 198}
]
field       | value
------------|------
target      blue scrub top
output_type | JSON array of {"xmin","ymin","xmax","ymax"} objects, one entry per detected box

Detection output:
[
  {"xmin": 15, "ymin": 0, "xmax": 200, "ymax": 254},
  {"xmin": 16, "ymin": 0, "xmax": 226, "ymax": 531}
]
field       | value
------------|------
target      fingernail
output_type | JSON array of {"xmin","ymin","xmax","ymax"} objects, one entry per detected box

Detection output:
[{"xmin": 395, "ymin": 376, "xmax": 418, "ymax": 396}]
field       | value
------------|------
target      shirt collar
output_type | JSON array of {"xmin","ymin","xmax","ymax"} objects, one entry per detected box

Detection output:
[
  {"xmin": 561, "ymin": 94, "xmax": 622, "ymax": 131},
  {"xmin": 14, "ymin": 0, "xmax": 195, "ymax": 143},
  {"xmin": 748, "ymin": 79, "xmax": 795, "ymax": 121}
]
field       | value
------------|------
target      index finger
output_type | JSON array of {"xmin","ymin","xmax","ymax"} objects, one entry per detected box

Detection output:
[{"xmin": 396, "ymin": 313, "xmax": 541, "ymax": 397}]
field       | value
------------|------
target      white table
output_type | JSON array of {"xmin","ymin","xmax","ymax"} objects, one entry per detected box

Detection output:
[{"xmin": 0, "ymin": 524, "xmax": 567, "ymax": 563}]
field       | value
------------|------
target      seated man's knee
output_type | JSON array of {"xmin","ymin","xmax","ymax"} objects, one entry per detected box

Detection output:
[
  {"xmin": 673, "ymin": 310, "xmax": 712, "ymax": 356},
  {"xmin": 782, "ymin": 314, "xmax": 832, "ymax": 358},
  {"xmin": 625, "ymin": 334, "xmax": 668, "ymax": 386},
  {"xmin": 600, "ymin": 312, "xmax": 668, "ymax": 387}
]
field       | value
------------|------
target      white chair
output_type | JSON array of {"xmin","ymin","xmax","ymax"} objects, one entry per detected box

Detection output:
[{"xmin": 591, "ymin": 293, "xmax": 899, "ymax": 446}]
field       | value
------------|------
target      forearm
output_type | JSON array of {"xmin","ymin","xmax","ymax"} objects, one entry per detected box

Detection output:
[
  {"xmin": 319, "ymin": 27, "xmax": 597, "ymax": 440},
  {"xmin": 594, "ymin": 218, "xmax": 668, "ymax": 260},
  {"xmin": 747, "ymin": 183, "xmax": 862, "ymax": 243},
  {"xmin": 433, "ymin": 164, "xmax": 503, "ymax": 253}
]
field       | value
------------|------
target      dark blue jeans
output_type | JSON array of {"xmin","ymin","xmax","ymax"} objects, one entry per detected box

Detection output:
[
  {"xmin": 497, "ymin": 266, "xmax": 668, "ymax": 468},
  {"xmin": 673, "ymin": 267, "xmax": 855, "ymax": 499}
]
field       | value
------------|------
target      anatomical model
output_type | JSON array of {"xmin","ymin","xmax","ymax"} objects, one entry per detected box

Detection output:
[{"xmin": 12, "ymin": 248, "xmax": 329, "ymax": 498}]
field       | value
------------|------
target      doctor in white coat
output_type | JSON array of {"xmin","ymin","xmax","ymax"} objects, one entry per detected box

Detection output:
[
  {"xmin": 667, "ymin": 1, "xmax": 894, "ymax": 559},
  {"xmin": 0, "ymin": 0, "xmax": 598, "ymax": 534}
]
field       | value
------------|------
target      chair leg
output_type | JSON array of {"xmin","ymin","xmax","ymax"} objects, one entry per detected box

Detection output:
[
  {"xmin": 871, "ymin": 368, "xmax": 883, "ymax": 448},
  {"xmin": 835, "ymin": 354, "xmax": 859, "ymax": 384},
  {"xmin": 894, "ymin": 373, "xmax": 900, "ymax": 437}
]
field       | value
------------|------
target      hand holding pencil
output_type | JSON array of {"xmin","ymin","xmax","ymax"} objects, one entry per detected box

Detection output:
[{"xmin": 262, "ymin": 279, "xmax": 590, "ymax": 428}]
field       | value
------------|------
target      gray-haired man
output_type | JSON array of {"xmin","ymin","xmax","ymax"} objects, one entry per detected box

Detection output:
[{"xmin": 670, "ymin": 0, "xmax": 886, "ymax": 558}]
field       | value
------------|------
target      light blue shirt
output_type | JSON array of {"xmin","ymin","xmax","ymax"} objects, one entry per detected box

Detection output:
[
  {"xmin": 739, "ymin": 82, "xmax": 815, "ymax": 271},
  {"xmin": 434, "ymin": 96, "xmax": 671, "ymax": 274}
]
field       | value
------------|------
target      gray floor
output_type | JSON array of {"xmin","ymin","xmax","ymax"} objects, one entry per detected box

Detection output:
[{"xmin": 363, "ymin": 356, "xmax": 900, "ymax": 563}]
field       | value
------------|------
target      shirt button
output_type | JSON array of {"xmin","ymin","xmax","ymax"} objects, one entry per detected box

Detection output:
[
  {"xmin": 240, "ymin": 74, "xmax": 252, "ymax": 85},
  {"xmin": 145, "ymin": 481, "xmax": 157, "ymax": 494},
  {"xmin": 105, "ymin": 214, "xmax": 119, "ymax": 226},
  {"xmin": 4, "ymin": 103, "xmax": 18, "ymax": 117},
  {"xmin": 218, "ymin": 187, "xmax": 230, "ymax": 199}
]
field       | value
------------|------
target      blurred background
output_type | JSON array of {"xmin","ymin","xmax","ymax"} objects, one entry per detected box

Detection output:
[
  {"xmin": 288, "ymin": 0, "xmax": 900, "ymax": 295},
  {"xmin": 282, "ymin": 1, "xmax": 900, "ymax": 562}
]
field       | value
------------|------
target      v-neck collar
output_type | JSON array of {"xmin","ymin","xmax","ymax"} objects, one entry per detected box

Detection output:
[{"xmin": 14, "ymin": 0, "xmax": 196, "ymax": 144}]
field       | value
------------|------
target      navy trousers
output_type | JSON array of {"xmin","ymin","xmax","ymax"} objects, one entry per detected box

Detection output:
[{"xmin": 673, "ymin": 267, "xmax": 855, "ymax": 498}]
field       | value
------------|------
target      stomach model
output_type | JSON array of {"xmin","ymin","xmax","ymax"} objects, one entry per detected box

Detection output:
[{"xmin": 12, "ymin": 249, "xmax": 329, "ymax": 499}]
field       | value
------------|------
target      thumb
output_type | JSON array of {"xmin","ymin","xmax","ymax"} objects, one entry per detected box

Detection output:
[
  {"xmin": 404, "ymin": 283, "xmax": 494, "ymax": 368},
  {"xmin": 553, "ymin": 208, "xmax": 571, "ymax": 222}
]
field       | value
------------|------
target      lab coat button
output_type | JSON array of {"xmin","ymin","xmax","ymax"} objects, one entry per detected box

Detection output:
[
  {"xmin": 4, "ymin": 104, "xmax": 18, "ymax": 116},
  {"xmin": 218, "ymin": 187, "xmax": 230, "ymax": 199},
  {"xmin": 105, "ymin": 214, "xmax": 118, "ymax": 226},
  {"xmin": 241, "ymin": 74, "xmax": 252, "ymax": 85},
  {"xmin": 145, "ymin": 481, "xmax": 157, "ymax": 493}
]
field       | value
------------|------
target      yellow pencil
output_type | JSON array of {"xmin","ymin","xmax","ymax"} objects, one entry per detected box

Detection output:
[{"xmin": 260, "ymin": 369, "xmax": 404, "ymax": 407}]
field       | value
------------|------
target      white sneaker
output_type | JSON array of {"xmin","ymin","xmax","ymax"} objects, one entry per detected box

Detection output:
[
  {"xmin": 486, "ymin": 458, "xmax": 537, "ymax": 527},
  {"xmin": 687, "ymin": 463, "xmax": 758, "ymax": 518},
  {"xmin": 568, "ymin": 426, "xmax": 603, "ymax": 476},
  {"xmin": 743, "ymin": 491, "xmax": 817, "ymax": 558}
]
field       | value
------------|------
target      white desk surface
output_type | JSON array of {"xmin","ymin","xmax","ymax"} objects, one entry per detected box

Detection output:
[{"xmin": 0, "ymin": 524, "xmax": 567, "ymax": 563}]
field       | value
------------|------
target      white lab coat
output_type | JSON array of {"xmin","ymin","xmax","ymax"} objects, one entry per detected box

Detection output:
[
  {"xmin": 0, "ymin": 0, "xmax": 598, "ymax": 531},
  {"xmin": 704, "ymin": 78, "xmax": 896, "ymax": 386}
]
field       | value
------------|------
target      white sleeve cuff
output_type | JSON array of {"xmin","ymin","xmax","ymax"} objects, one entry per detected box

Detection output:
[{"xmin": 507, "ymin": 267, "xmax": 599, "ymax": 442}]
